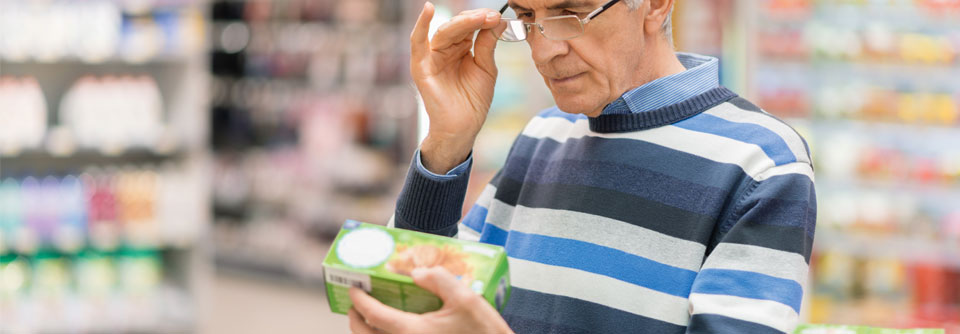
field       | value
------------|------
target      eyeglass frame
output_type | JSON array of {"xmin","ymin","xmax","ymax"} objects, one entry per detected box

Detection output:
[{"xmin": 495, "ymin": 0, "xmax": 622, "ymax": 41}]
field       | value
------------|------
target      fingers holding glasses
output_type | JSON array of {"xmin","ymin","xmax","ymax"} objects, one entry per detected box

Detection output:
[
  {"xmin": 431, "ymin": 8, "xmax": 501, "ymax": 51},
  {"xmin": 411, "ymin": 3, "xmax": 502, "ymax": 77},
  {"xmin": 473, "ymin": 12, "xmax": 502, "ymax": 76},
  {"xmin": 489, "ymin": 18, "xmax": 512, "ymax": 39}
]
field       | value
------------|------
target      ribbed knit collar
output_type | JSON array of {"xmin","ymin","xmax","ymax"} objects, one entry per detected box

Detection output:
[{"xmin": 588, "ymin": 87, "xmax": 738, "ymax": 133}]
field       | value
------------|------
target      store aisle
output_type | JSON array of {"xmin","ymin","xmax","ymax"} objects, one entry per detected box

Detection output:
[{"xmin": 202, "ymin": 273, "xmax": 349, "ymax": 334}]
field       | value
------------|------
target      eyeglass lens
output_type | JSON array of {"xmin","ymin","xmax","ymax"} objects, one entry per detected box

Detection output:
[
  {"xmin": 540, "ymin": 16, "xmax": 584, "ymax": 40},
  {"xmin": 492, "ymin": 16, "xmax": 584, "ymax": 41},
  {"xmin": 494, "ymin": 19, "xmax": 527, "ymax": 41}
]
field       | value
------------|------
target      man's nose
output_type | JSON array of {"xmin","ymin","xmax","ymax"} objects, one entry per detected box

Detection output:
[{"xmin": 527, "ymin": 28, "xmax": 571, "ymax": 66}]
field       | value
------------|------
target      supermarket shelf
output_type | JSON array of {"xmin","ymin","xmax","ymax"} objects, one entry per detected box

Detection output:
[
  {"xmin": 758, "ymin": 58, "xmax": 960, "ymax": 71},
  {"xmin": 806, "ymin": 118, "xmax": 960, "ymax": 134},
  {"xmin": 816, "ymin": 177, "xmax": 960, "ymax": 197},
  {"xmin": 211, "ymin": 223, "xmax": 333, "ymax": 289},
  {"xmin": 0, "ymin": 294, "xmax": 196, "ymax": 334},
  {"xmin": 813, "ymin": 229, "xmax": 960, "ymax": 269},
  {"xmin": 756, "ymin": 60, "xmax": 960, "ymax": 88},
  {"xmin": 760, "ymin": 5, "xmax": 960, "ymax": 30},
  {"xmin": 814, "ymin": 6, "xmax": 960, "ymax": 30},
  {"xmin": 0, "ymin": 56, "xmax": 195, "ymax": 66},
  {"xmin": 214, "ymin": 251, "xmax": 327, "ymax": 288},
  {"xmin": 209, "ymin": 20, "xmax": 337, "ymax": 28},
  {"xmin": 97, "ymin": 0, "xmax": 201, "ymax": 9},
  {"xmin": 0, "ymin": 247, "xmax": 200, "ymax": 333},
  {"xmin": 806, "ymin": 120, "xmax": 960, "ymax": 158},
  {"xmin": 0, "ymin": 0, "xmax": 210, "ymax": 333},
  {"xmin": 735, "ymin": 0, "xmax": 960, "ymax": 328},
  {"xmin": 806, "ymin": 299, "xmax": 960, "ymax": 333},
  {"xmin": 0, "ymin": 149, "xmax": 185, "ymax": 173}
]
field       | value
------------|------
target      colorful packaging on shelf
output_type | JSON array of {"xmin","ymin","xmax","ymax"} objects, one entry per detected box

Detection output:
[
  {"xmin": 322, "ymin": 220, "xmax": 510, "ymax": 315},
  {"xmin": 794, "ymin": 324, "xmax": 945, "ymax": 334},
  {"xmin": 0, "ymin": 254, "xmax": 29, "ymax": 299}
]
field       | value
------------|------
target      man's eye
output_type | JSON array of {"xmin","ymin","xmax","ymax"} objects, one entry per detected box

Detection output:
[{"xmin": 517, "ymin": 12, "xmax": 533, "ymax": 18}]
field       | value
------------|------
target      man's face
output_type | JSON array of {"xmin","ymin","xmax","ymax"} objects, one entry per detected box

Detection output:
[{"xmin": 510, "ymin": 0, "xmax": 649, "ymax": 116}]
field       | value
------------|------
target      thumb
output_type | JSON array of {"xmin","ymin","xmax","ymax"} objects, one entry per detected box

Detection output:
[
  {"xmin": 474, "ymin": 11, "xmax": 501, "ymax": 76},
  {"xmin": 412, "ymin": 267, "xmax": 475, "ymax": 306}
]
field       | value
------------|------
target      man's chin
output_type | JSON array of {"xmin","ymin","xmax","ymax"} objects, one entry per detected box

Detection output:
[{"xmin": 552, "ymin": 95, "xmax": 600, "ymax": 116}]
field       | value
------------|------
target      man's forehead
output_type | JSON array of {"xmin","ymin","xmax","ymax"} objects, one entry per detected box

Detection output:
[{"xmin": 508, "ymin": 0, "xmax": 600, "ymax": 11}]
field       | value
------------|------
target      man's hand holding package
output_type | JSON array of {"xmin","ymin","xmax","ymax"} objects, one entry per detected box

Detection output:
[
  {"xmin": 410, "ymin": 2, "xmax": 501, "ymax": 174},
  {"xmin": 347, "ymin": 267, "xmax": 513, "ymax": 334}
]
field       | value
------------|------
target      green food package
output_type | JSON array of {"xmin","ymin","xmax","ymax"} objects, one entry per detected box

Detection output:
[
  {"xmin": 323, "ymin": 220, "xmax": 511, "ymax": 315},
  {"xmin": 794, "ymin": 324, "xmax": 945, "ymax": 334}
]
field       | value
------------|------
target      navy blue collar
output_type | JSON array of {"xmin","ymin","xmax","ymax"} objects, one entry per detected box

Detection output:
[{"xmin": 589, "ymin": 87, "xmax": 737, "ymax": 133}]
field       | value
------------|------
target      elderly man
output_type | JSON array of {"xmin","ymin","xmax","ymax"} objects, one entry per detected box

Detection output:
[{"xmin": 348, "ymin": 0, "xmax": 816, "ymax": 333}]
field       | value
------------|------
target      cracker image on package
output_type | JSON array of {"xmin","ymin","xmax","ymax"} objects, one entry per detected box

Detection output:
[{"xmin": 322, "ymin": 220, "xmax": 511, "ymax": 315}]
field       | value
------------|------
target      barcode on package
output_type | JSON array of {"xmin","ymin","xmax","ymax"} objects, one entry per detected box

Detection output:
[{"xmin": 324, "ymin": 267, "xmax": 372, "ymax": 292}]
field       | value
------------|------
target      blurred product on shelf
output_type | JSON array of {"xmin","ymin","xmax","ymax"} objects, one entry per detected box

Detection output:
[
  {"xmin": 757, "ymin": 21, "xmax": 960, "ymax": 65},
  {"xmin": 816, "ymin": 128, "xmax": 960, "ymax": 188},
  {"xmin": 59, "ymin": 75, "xmax": 168, "ymax": 154},
  {"xmin": 0, "ymin": 0, "xmax": 204, "ymax": 63},
  {"xmin": 762, "ymin": 0, "xmax": 960, "ymax": 19},
  {"xmin": 0, "ymin": 77, "xmax": 48, "ymax": 154},
  {"xmin": 0, "ymin": 165, "xmax": 203, "ymax": 255},
  {"xmin": 818, "ymin": 87, "xmax": 958, "ymax": 126},
  {"xmin": 810, "ymin": 250, "xmax": 960, "ymax": 331},
  {"xmin": 0, "ymin": 248, "xmax": 194, "ymax": 333},
  {"xmin": 760, "ymin": 81, "xmax": 960, "ymax": 124},
  {"xmin": 1, "ymin": 75, "xmax": 185, "ymax": 157}
]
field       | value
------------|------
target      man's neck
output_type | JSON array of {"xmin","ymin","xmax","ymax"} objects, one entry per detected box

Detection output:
[
  {"xmin": 647, "ymin": 43, "xmax": 687, "ymax": 82},
  {"xmin": 586, "ymin": 42, "xmax": 687, "ymax": 117}
]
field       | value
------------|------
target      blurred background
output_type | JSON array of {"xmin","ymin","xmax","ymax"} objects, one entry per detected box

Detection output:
[{"xmin": 0, "ymin": 0, "xmax": 958, "ymax": 333}]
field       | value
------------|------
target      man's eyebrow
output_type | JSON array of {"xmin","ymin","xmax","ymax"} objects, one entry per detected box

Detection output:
[
  {"xmin": 546, "ymin": 0, "xmax": 595, "ymax": 10},
  {"xmin": 506, "ymin": 0, "xmax": 595, "ymax": 12},
  {"xmin": 506, "ymin": 2, "xmax": 532, "ymax": 12}
]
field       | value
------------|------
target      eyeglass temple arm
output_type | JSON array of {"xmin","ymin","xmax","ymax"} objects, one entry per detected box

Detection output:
[
  {"xmin": 500, "ymin": 3, "xmax": 509, "ymax": 14},
  {"xmin": 582, "ymin": 0, "xmax": 621, "ymax": 23}
]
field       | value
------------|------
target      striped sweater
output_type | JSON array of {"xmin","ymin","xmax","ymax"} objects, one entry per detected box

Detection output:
[{"xmin": 392, "ymin": 87, "xmax": 817, "ymax": 334}]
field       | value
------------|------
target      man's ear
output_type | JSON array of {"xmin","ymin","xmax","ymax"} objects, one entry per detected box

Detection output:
[{"xmin": 644, "ymin": 0, "xmax": 674, "ymax": 36}]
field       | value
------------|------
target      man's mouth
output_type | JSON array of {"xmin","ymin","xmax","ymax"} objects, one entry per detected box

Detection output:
[{"xmin": 549, "ymin": 72, "xmax": 585, "ymax": 86}]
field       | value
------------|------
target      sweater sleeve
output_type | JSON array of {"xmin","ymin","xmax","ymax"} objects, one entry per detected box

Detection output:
[
  {"xmin": 389, "ymin": 149, "xmax": 502, "ymax": 242},
  {"xmin": 392, "ymin": 150, "xmax": 474, "ymax": 237},
  {"xmin": 686, "ymin": 163, "xmax": 817, "ymax": 334}
]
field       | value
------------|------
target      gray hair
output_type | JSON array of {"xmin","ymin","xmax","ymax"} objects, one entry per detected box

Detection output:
[{"xmin": 623, "ymin": 0, "xmax": 674, "ymax": 45}]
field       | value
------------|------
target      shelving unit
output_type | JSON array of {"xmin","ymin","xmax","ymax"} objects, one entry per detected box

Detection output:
[
  {"xmin": 674, "ymin": 0, "xmax": 960, "ymax": 330},
  {"xmin": 0, "ymin": 1, "xmax": 211, "ymax": 332},
  {"xmin": 206, "ymin": 0, "xmax": 420, "ymax": 285},
  {"xmin": 741, "ymin": 0, "xmax": 960, "ymax": 331}
]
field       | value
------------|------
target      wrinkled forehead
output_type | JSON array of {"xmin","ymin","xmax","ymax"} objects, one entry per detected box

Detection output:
[{"xmin": 506, "ymin": 0, "xmax": 602, "ymax": 12}]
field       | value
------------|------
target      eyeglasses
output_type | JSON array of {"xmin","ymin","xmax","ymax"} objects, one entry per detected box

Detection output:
[{"xmin": 492, "ymin": 0, "xmax": 621, "ymax": 42}]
